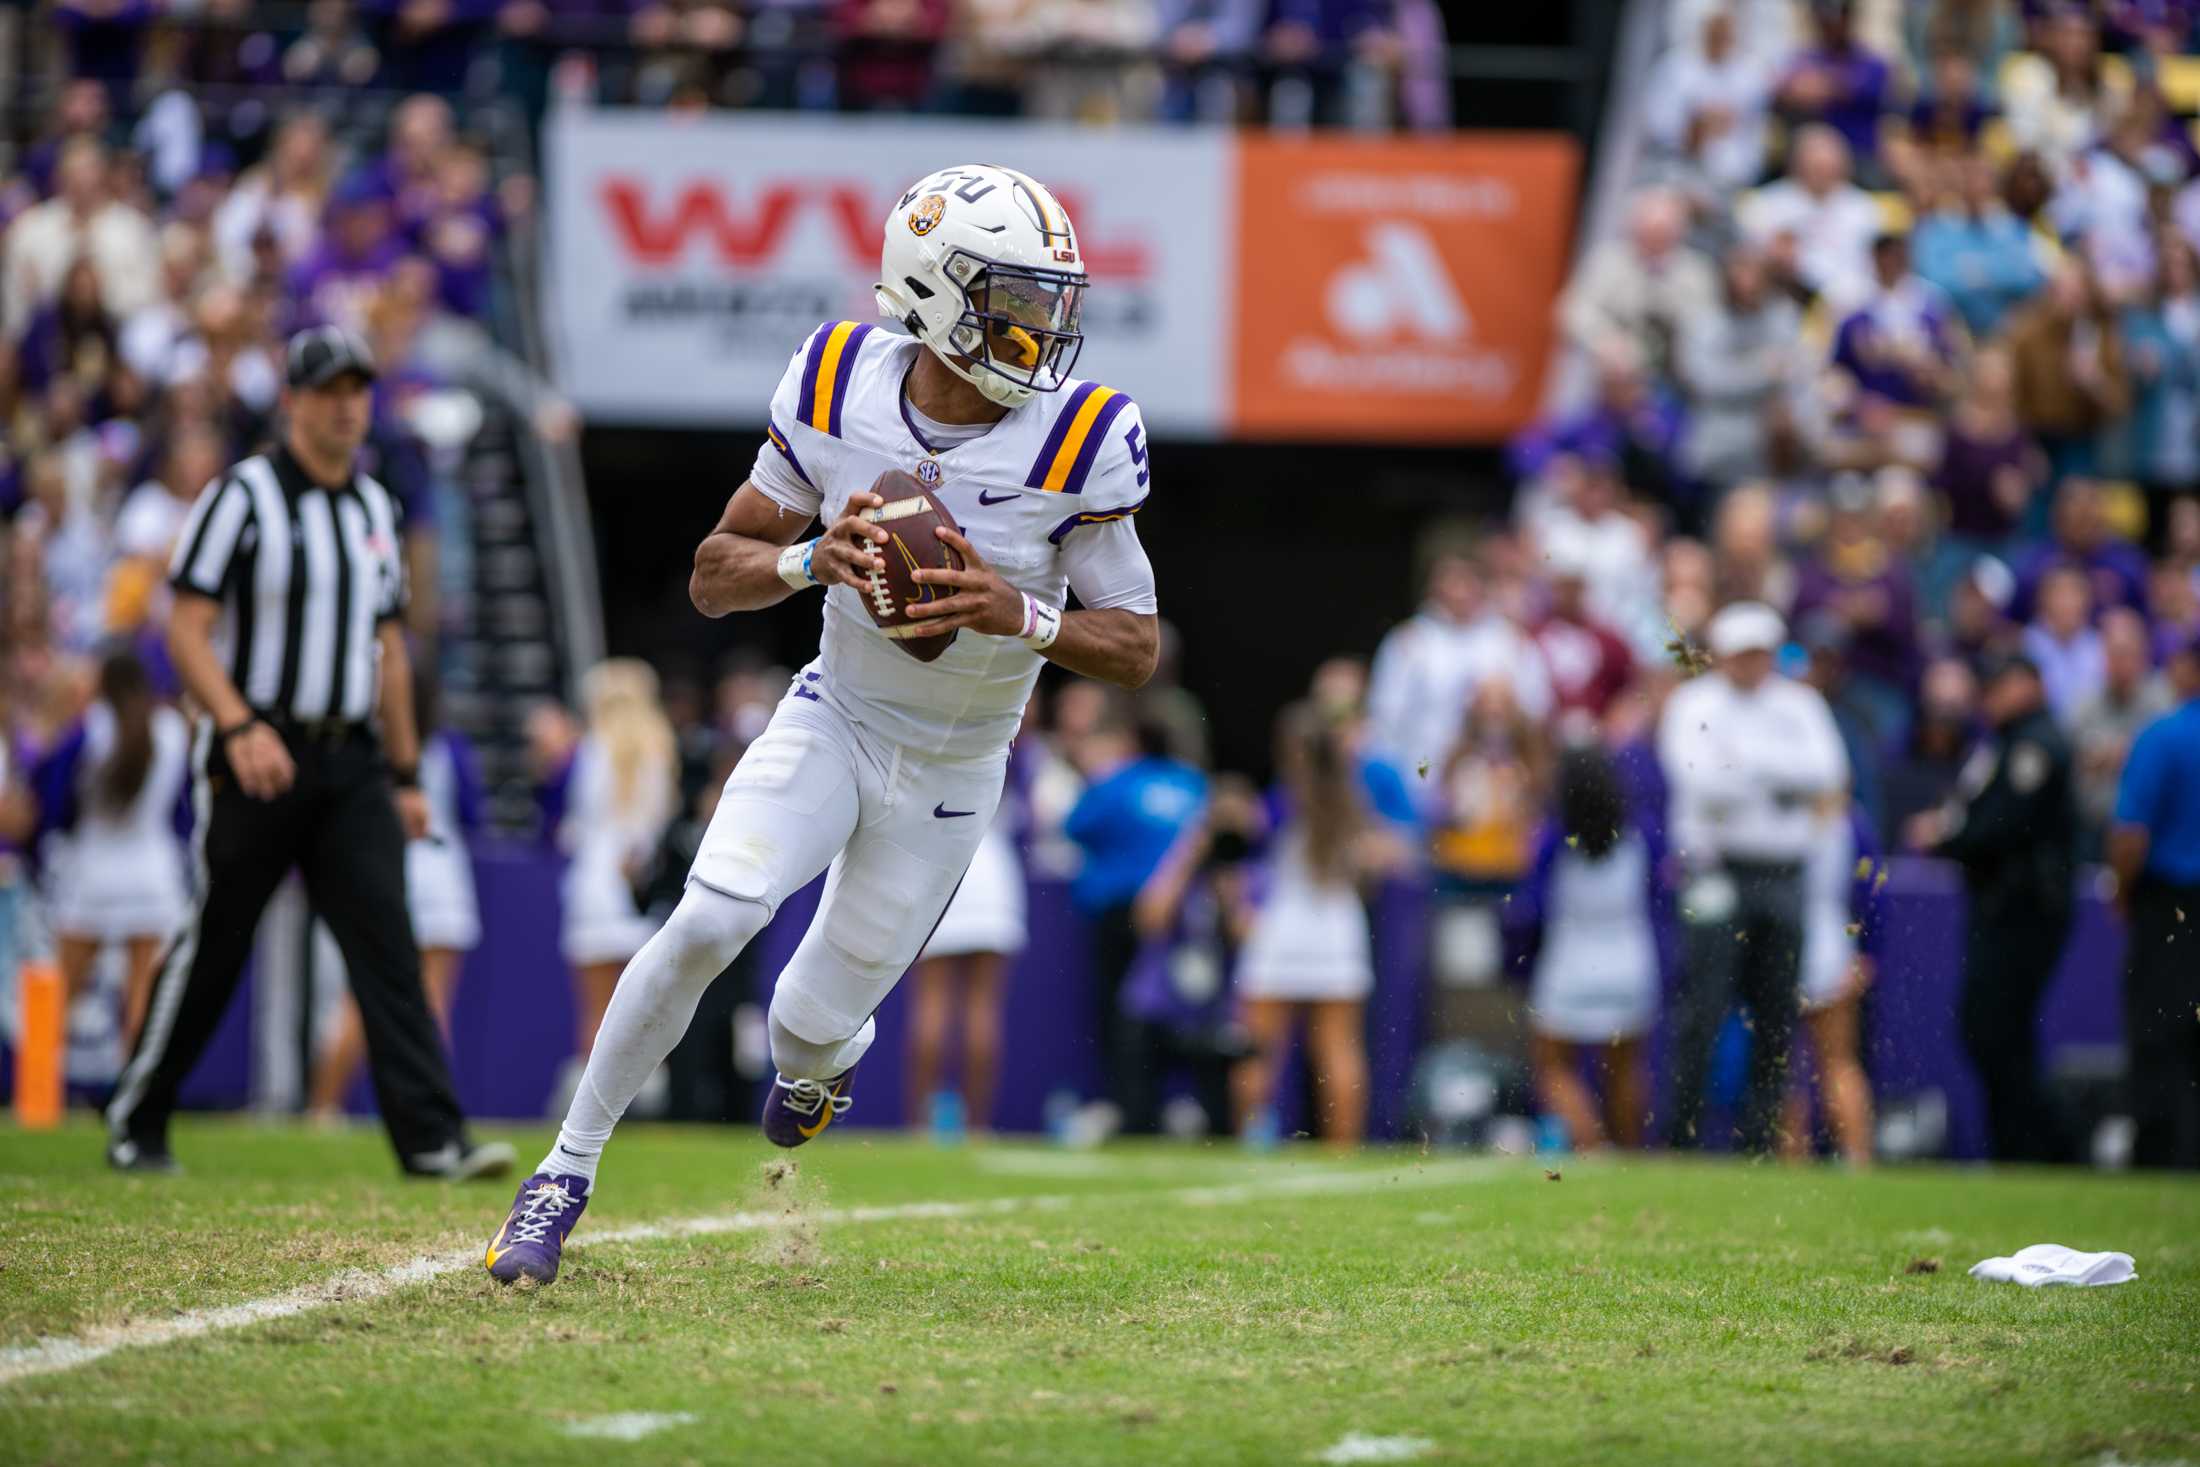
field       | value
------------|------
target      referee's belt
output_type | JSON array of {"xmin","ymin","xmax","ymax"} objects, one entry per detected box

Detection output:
[{"xmin": 260, "ymin": 713, "xmax": 374, "ymax": 747}]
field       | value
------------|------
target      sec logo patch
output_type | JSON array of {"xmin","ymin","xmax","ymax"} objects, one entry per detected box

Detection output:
[
  {"xmin": 908, "ymin": 194, "xmax": 946, "ymax": 237},
  {"xmin": 914, "ymin": 458, "xmax": 942, "ymax": 486}
]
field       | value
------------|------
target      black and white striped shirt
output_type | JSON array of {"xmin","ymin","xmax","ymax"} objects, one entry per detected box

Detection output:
[{"xmin": 166, "ymin": 445, "xmax": 409, "ymax": 724}]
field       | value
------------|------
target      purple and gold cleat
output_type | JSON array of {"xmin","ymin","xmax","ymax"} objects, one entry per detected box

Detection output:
[
  {"xmin": 485, "ymin": 1174, "xmax": 589, "ymax": 1285},
  {"xmin": 762, "ymin": 1069, "xmax": 856, "ymax": 1148}
]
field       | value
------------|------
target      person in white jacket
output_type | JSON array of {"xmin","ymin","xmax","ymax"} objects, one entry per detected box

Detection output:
[
  {"xmin": 1658, "ymin": 600, "xmax": 1849, "ymax": 1154},
  {"xmin": 1366, "ymin": 547, "xmax": 1551, "ymax": 818}
]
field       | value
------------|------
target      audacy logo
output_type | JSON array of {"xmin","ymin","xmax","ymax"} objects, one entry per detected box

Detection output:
[{"xmin": 1286, "ymin": 221, "xmax": 1517, "ymax": 397}]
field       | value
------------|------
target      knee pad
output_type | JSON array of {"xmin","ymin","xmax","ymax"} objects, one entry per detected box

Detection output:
[{"xmin": 660, "ymin": 885, "xmax": 769, "ymax": 978}]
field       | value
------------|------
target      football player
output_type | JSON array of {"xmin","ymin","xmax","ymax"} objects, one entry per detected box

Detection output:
[{"xmin": 486, "ymin": 165, "xmax": 1159, "ymax": 1284}]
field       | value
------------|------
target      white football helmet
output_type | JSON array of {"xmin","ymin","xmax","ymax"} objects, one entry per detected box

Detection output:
[{"xmin": 875, "ymin": 164, "xmax": 1086, "ymax": 408}]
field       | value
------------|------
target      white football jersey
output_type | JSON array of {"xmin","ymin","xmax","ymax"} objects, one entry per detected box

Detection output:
[{"xmin": 748, "ymin": 320, "xmax": 1155, "ymax": 758}]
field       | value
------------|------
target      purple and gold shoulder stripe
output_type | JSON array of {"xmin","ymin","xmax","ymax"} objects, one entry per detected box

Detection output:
[
  {"xmin": 799, "ymin": 321, "xmax": 876, "ymax": 439},
  {"xmin": 1024, "ymin": 383, "xmax": 1134, "ymax": 495}
]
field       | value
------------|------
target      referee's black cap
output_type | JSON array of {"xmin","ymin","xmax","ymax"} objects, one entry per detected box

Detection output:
[{"xmin": 286, "ymin": 325, "xmax": 378, "ymax": 389}]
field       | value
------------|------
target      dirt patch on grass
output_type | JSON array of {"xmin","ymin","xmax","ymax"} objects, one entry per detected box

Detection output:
[
  {"xmin": 1806, "ymin": 1337, "xmax": 1916, "ymax": 1367},
  {"xmin": 750, "ymin": 1160, "xmax": 826, "ymax": 1272}
]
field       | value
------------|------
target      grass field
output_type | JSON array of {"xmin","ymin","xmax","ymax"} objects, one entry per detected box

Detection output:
[{"xmin": 2, "ymin": 1120, "xmax": 2198, "ymax": 1465}]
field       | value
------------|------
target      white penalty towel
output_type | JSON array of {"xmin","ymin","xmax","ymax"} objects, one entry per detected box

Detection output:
[{"xmin": 1969, "ymin": 1244, "xmax": 2137, "ymax": 1288}]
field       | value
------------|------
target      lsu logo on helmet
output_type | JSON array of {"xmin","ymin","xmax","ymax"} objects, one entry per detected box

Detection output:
[{"xmin": 875, "ymin": 164, "xmax": 1087, "ymax": 409}]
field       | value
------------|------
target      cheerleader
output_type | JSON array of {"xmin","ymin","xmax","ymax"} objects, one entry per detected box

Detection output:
[
  {"xmin": 560, "ymin": 659, "xmax": 677, "ymax": 1058},
  {"xmin": 1510, "ymin": 746, "xmax": 1666, "ymax": 1150},
  {"xmin": 1782, "ymin": 797, "xmax": 1880, "ymax": 1165},
  {"xmin": 37, "ymin": 650, "xmax": 189, "ymax": 1048},
  {"xmin": 1231, "ymin": 705, "xmax": 1407, "ymax": 1148},
  {"xmin": 906, "ymin": 790, "xmax": 1027, "ymax": 1136},
  {"xmin": 310, "ymin": 670, "xmax": 484, "ymax": 1118}
]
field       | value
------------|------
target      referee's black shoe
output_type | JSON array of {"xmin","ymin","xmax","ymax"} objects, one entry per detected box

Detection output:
[
  {"xmin": 106, "ymin": 1138, "xmax": 182, "ymax": 1175},
  {"xmin": 404, "ymin": 1138, "xmax": 518, "ymax": 1182}
]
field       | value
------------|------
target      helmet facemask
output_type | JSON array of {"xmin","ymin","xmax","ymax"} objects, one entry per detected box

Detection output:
[{"xmin": 939, "ymin": 249, "xmax": 1085, "ymax": 406}]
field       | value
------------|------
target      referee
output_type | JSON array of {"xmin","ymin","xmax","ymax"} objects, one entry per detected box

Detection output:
[{"xmin": 105, "ymin": 326, "xmax": 513, "ymax": 1181}]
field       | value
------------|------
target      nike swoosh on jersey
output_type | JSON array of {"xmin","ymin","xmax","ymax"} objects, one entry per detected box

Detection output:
[
  {"xmin": 977, "ymin": 490, "xmax": 1021, "ymax": 505},
  {"xmin": 933, "ymin": 804, "xmax": 976, "ymax": 818}
]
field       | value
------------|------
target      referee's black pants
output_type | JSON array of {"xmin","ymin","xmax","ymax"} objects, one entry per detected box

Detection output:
[
  {"xmin": 1666, "ymin": 861, "xmax": 1804, "ymax": 1155},
  {"xmin": 2125, "ymin": 880, "xmax": 2200, "ymax": 1170},
  {"xmin": 1958, "ymin": 898, "xmax": 2073, "ymax": 1164},
  {"xmin": 107, "ymin": 724, "xmax": 467, "ymax": 1167}
]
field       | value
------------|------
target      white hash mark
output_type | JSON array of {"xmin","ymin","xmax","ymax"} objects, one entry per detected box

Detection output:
[
  {"xmin": 1317, "ymin": 1432, "xmax": 1436, "ymax": 1463},
  {"xmin": 563, "ymin": 1412, "xmax": 700, "ymax": 1441}
]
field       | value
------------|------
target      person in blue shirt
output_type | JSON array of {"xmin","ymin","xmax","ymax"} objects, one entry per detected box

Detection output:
[
  {"xmin": 2109, "ymin": 633, "xmax": 2200, "ymax": 1168},
  {"xmin": 1911, "ymin": 153, "xmax": 2048, "ymax": 339},
  {"xmin": 1064, "ymin": 691, "xmax": 1207, "ymax": 1134}
]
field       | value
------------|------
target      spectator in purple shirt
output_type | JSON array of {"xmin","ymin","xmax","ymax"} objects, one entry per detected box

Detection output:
[
  {"xmin": 1794, "ymin": 478, "xmax": 1922, "ymax": 717},
  {"xmin": 1774, "ymin": 0, "xmax": 1892, "ymax": 175},
  {"xmin": 375, "ymin": 94, "xmax": 457, "ymax": 246},
  {"xmin": 414, "ymin": 142, "xmax": 502, "ymax": 319},
  {"xmin": 17, "ymin": 257, "xmax": 117, "ymax": 398},
  {"xmin": 286, "ymin": 171, "xmax": 409, "ymax": 335},
  {"xmin": 1935, "ymin": 344, "xmax": 2047, "ymax": 544},
  {"xmin": 1509, "ymin": 348, "xmax": 1689, "ymax": 515},
  {"xmin": 1831, "ymin": 233, "xmax": 1964, "ymax": 412},
  {"xmin": 361, "ymin": 0, "xmax": 495, "ymax": 94},
  {"xmin": 54, "ymin": 0, "xmax": 161, "ymax": 94},
  {"xmin": 2151, "ymin": 558, "xmax": 2200, "ymax": 666},
  {"xmin": 1907, "ymin": 49, "xmax": 1994, "ymax": 155},
  {"xmin": 2012, "ymin": 476, "xmax": 2152, "ymax": 622}
]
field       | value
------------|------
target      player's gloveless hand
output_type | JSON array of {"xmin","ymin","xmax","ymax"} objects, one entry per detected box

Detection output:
[
  {"xmin": 813, "ymin": 491, "xmax": 890, "ymax": 590},
  {"xmin": 904, "ymin": 527, "xmax": 1025, "ymax": 638},
  {"xmin": 228, "ymin": 723, "xmax": 297, "ymax": 800}
]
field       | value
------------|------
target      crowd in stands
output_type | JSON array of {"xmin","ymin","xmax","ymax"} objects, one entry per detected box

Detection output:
[
  {"xmin": 1402, "ymin": 0, "xmax": 2200, "ymax": 1163},
  {"xmin": 8, "ymin": 0, "xmax": 1452, "ymax": 130},
  {"xmin": 0, "ymin": 66, "xmax": 575, "ymax": 1060},
  {"xmin": 9, "ymin": 0, "xmax": 2200, "ymax": 1166}
]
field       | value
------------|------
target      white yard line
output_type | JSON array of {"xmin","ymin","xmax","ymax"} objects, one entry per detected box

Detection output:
[{"xmin": 0, "ymin": 1159, "xmax": 1496, "ymax": 1390}]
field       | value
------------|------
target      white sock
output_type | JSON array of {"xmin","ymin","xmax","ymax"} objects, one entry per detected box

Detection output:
[{"xmin": 538, "ymin": 886, "xmax": 769, "ymax": 1189}]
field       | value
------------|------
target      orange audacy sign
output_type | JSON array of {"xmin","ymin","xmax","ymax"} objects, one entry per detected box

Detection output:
[{"xmin": 1229, "ymin": 134, "xmax": 1580, "ymax": 444}]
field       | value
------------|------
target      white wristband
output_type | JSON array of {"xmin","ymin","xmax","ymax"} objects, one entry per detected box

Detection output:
[
  {"xmin": 1019, "ymin": 593, "xmax": 1062, "ymax": 652},
  {"xmin": 776, "ymin": 538, "xmax": 820, "ymax": 591}
]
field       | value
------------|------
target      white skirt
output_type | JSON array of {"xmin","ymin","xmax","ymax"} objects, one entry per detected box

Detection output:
[
  {"xmin": 922, "ymin": 823, "xmax": 1027, "ymax": 959},
  {"xmin": 48, "ymin": 835, "xmax": 187, "ymax": 943},
  {"xmin": 407, "ymin": 838, "xmax": 482, "ymax": 953},
  {"xmin": 561, "ymin": 855, "xmax": 656, "ymax": 967},
  {"xmin": 1235, "ymin": 885, "xmax": 1374, "ymax": 1003},
  {"xmin": 1799, "ymin": 911, "xmax": 1858, "ymax": 1013},
  {"xmin": 1528, "ymin": 961, "xmax": 1658, "ymax": 1043}
]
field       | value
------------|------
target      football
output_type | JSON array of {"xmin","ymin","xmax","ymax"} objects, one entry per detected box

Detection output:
[{"xmin": 857, "ymin": 469, "xmax": 965, "ymax": 662}]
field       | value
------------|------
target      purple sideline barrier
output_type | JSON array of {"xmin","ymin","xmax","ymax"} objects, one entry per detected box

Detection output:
[{"xmin": 24, "ymin": 848, "xmax": 2124, "ymax": 1158}]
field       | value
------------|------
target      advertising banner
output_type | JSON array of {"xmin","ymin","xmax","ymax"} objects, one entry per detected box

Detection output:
[
  {"xmin": 547, "ymin": 111, "xmax": 1229, "ymax": 431},
  {"xmin": 548, "ymin": 111, "xmax": 1578, "ymax": 442},
  {"xmin": 1228, "ymin": 134, "xmax": 1580, "ymax": 442}
]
